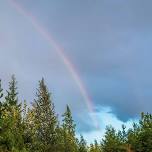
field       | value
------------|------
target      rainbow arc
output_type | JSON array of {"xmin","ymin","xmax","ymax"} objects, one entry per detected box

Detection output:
[{"xmin": 8, "ymin": 0, "xmax": 99, "ymax": 129}]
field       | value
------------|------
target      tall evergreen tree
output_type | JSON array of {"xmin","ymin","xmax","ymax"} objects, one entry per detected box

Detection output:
[
  {"xmin": 62, "ymin": 105, "xmax": 76, "ymax": 136},
  {"xmin": 31, "ymin": 78, "xmax": 58, "ymax": 152},
  {"xmin": 0, "ymin": 76, "xmax": 27, "ymax": 152},
  {"xmin": 62, "ymin": 105, "xmax": 78, "ymax": 152},
  {"xmin": 5, "ymin": 75, "xmax": 18, "ymax": 106}
]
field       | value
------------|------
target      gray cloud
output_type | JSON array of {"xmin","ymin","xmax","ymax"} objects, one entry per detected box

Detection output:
[{"xmin": 0, "ymin": 0, "xmax": 152, "ymax": 132}]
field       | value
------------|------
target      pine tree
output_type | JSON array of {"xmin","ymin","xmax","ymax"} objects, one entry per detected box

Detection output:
[
  {"xmin": 101, "ymin": 126, "xmax": 122, "ymax": 152},
  {"xmin": 62, "ymin": 105, "xmax": 78, "ymax": 152},
  {"xmin": 89, "ymin": 143, "xmax": 95, "ymax": 152},
  {"xmin": 62, "ymin": 105, "xmax": 76, "ymax": 136},
  {"xmin": 1, "ymin": 76, "xmax": 152, "ymax": 152},
  {"xmin": 78, "ymin": 135, "xmax": 88, "ymax": 152},
  {"xmin": 89, "ymin": 140, "xmax": 102, "ymax": 152},
  {"xmin": 30, "ymin": 78, "xmax": 58, "ymax": 152},
  {"xmin": 0, "ymin": 76, "xmax": 27, "ymax": 152},
  {"xmin": 127, "ymin": 122, "xmax": 139, "ymax": 151},
  {"xmin": 5, "ymin": 75, "xmax": 18, "ymax": 106},
  {"xmin": 137, "ymin": 113, "xmax": 152, "ymax": 152},
  {"xmin": 94, "ymin": 140, "xmax": 102, "ymax": 152}
]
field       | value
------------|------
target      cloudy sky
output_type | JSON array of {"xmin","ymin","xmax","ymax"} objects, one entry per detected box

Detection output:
[{"xmin": 0, "ymin": 0, "xmax": 152, "ymax": 143}]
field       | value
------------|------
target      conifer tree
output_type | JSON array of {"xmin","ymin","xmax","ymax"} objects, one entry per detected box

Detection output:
[
  {"xmin": 62, "ymin": 105, "xmax": 78, "ymax": 152},
  {"xmin": 5, "ymin": 75, "xmax": 18, "ymax": 106},
  {"xmin": 89, "ymin": 143, "xmax": 94, "ymax": 152},
  {"xmin": 137, "ymin": 113, "xmax": 152, "ymax": 152},
  {"xmin": 89, "ymin": 143, "xmax": 95, "ymax": 152},
  {"xmin": 62, "ymin": 105, "xmax": 76, "ymax": 136},
  {"xmin": 1, "ymin": 76, "xmax": 152, "ymax": 152},
  {"xmin": 101, "ymin": 126, "xmax": 122, "ymax": 152},
  {"xmin": 31, "ymin": 78, "xmax": 58, "ymax": 151},
  {"xmin": 127, "ymin": 122, "xmax": 139, "ymax": 151},
  {"xmin": 78, "ymin": 135, "xmax": 88, "ymax": 152},
  {"xmin": 89, "ymin": 140, "xmax": 102, "ymax": 152},
  {"xmin": 94, "ymin": 140, "xmax": 102, "ymax": 152},
  {"xmin": 0, "ymin": 76, "xmax": 27, "ymax": 152}
]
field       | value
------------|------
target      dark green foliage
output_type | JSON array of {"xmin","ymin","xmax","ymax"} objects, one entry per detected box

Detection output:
[
  {"xmin": 5, "ymin": 75, "xmax": 18, "ymax": 106},
  {"xmin": 62, "ymin": 105, "xmax": 78, "ymax": 152},
  {"xmin": 27, "ymin": 78, "xmax": 58, "ymax": 152},
  {"xmin": 127, "ymin": 123, "xmax": 140, "ymax": 151},
  {"xmin": 89, "ymin": 140, "xmax": 102, "ymax": 152},
  {"xmin": 62, "ymin": 105, "xmax": 76, "ymax": 136},
  {"xmin": 0, "ymin": 76, "xmax": 152, "ymax": 152},
  {"xmin": 78, "ymin": 135, "xmax": 88, "ymax": 152},
  {"xmin": 136, "ymin": 113, "xmax": 152, "ymax": 152},
  {"xmin": 102, "ymin": 126, "xmax": 123, "ymax": 152},
  {"xmin": 0, "ymin": 76, "xmax": 27, "ymax": 152}
]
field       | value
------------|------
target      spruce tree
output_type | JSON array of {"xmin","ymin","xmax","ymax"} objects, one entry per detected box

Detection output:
[
  {"xmin": 127, "ymin": 123, "xmax": 139, "ymax": 151},
  {"xmin": 0, "ymin": 76, "xmax": 26, "ymax": 151},
  {"xmin": 5, "ymin": 75, "xmax": 18, "ymax": 106},
  {"xmin": 137, "ymin": 113, "xmax": 152, "ymax": 152},
  {"xmin": 31, "ymin": 78, "xmax": 58, "ymax": 151},
  {"xmin": 94, "ymin": 140, "xmax": 102, "ymax": 152},
  {"xmin": 62, "ymin": 105, "xmax": 76, "ymax": 136},
  {"xmin": 78, "ymin": 135, "xmax": 88, "ymax": 152},
  {"xmin": 62, "ymin": 105, "xmax": 78, "ymax": 152},
  {"xmin": 101, "ymin": 126, "xmax": 122, "ymax": 152},
  {"xmin": 89, "ymin": 143, "xmax": 95, "ymax": 152}
]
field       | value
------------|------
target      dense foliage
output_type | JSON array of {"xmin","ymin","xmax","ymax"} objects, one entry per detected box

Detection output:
[{"xmin": 0, "ymin": 76, "xmax": 151, "ymax": 152}]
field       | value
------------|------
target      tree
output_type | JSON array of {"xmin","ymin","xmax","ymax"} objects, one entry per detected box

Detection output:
[
  {"xmin": 89, "ymin": 143, "xmax": 95, "ymax": 152},
  {"xmin": 5, "ymin": 75, "xmax": 18, "ymax": 106},
  {"xmin": 137, "ymin": 113, "xmax": 152, "ymax": 152},
  {"xmin": 78, "ymin": 135, "xmax": 88, "ymax": 152},
  {"xmin": 29, "ymin": 78, "xmax": 58, "ymax": 152},
  {"xmin": 94, "ymin": 140, "xmax": 102, "ymax": 152},
  {"xmin": 1, "ymin": 76, "xmax": 152, "ymax": 152},
  {"xmin": 89, "ymin": 141, "xmax": 102, "ymax": 152},
  {"xmin": 101, "ymin": 126, "xmax": 124, "ymax": 152},
  {"xmin": 62, "ymin": 105, "xmax": 78, "ymax": 152},
  {"xmin": 127, "ymin": 123, "xmax": 140, "ymax": 151},
  {"xmin": 0, "ymin": 76, "xmax": 27, "ymax": 152}
]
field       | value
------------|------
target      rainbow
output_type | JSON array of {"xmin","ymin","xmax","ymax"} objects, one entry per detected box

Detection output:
[{"xmin": 8, "ymin": 0, "xmax": 99, "ymax": 129}]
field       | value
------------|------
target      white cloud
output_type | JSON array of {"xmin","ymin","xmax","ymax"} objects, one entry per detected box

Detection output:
[{"xmin": 79, "ymin": 107, "xmax": 138, "ymax": 144}]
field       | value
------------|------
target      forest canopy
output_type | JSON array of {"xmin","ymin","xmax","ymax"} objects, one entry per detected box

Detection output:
[{"xmin": 0, "ymin": 76, "xmax": 151, "ymax": 152}]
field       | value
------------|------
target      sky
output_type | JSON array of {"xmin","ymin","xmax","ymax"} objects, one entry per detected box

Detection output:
[{"xmin": 0, "ymin": 0, "xmax": 152, "ymax": 143}]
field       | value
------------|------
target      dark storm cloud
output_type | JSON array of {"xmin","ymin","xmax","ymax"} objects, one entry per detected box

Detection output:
[{"xmin": 35, "ymin": 0, "xmax": 152, "ymax": 121}]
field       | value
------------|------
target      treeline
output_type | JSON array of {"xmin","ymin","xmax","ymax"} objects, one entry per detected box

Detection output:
[{"xmin": 0, "ymin": 75, "xmax": 151, "ymax": 152}]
